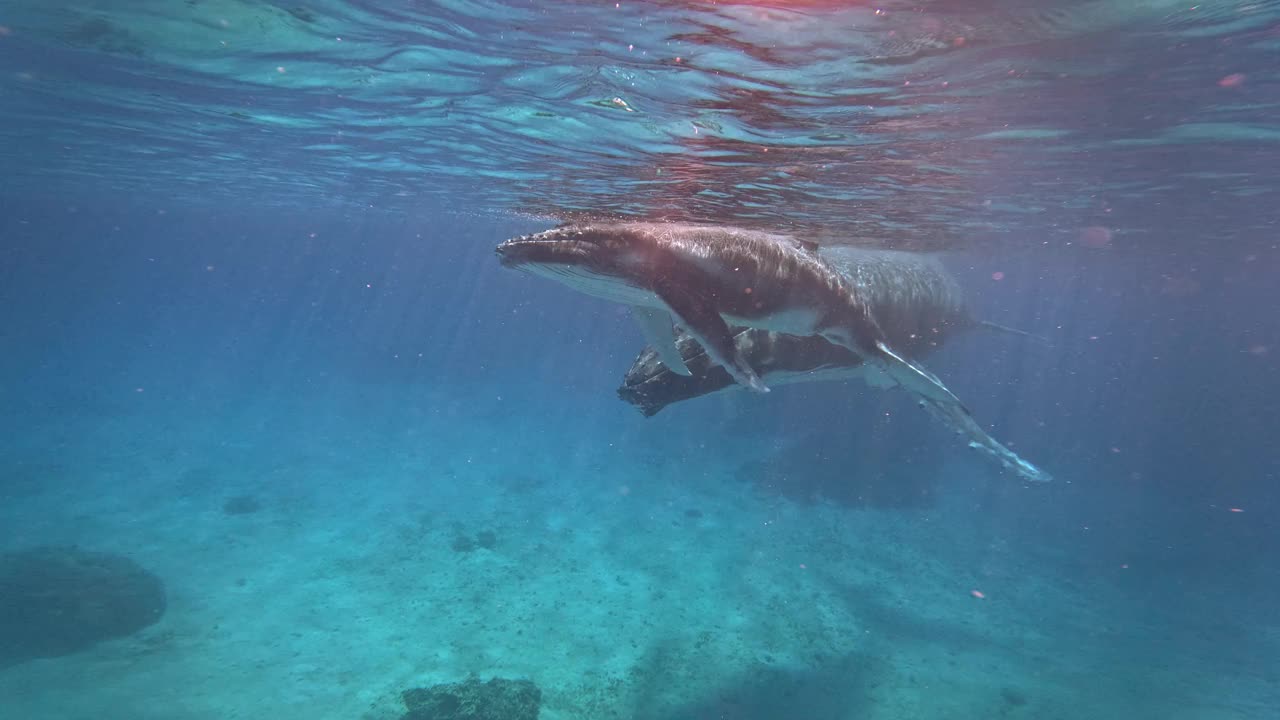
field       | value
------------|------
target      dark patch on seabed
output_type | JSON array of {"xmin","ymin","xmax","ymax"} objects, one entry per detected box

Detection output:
[
  {"xmin": 399, "ymin": 677, "xmax": 541, "ymax": 720},
  {"xmin": 0, "ymin": 547, "xmax": 166, "ymax": 668}
]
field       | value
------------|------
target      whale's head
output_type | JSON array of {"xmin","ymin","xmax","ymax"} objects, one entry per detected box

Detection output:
[{"xmin": 495, "ymin": 224, "xmax": 665, "ymax": 305}]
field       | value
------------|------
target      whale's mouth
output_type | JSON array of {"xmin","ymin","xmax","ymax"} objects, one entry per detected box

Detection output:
[
  {"xmin": 495, "ymin": 236, "xmax": 656, "ymax": 306},
  {"xmin": 531, "ymin": 263, "xmax": 656, "ymax": 306},
  {"xmin": 494, "ymin": 237, "xmax": 594, "ymax": 269}
]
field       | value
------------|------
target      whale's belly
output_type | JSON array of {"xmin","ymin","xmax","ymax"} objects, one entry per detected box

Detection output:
[{"xmin": 722, "ymin": 306, "xmax": 821, "ymax": 335}]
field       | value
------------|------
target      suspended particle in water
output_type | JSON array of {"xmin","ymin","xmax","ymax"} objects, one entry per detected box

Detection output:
[
  {"xmin": 1079, "ymin": 225, "xmax": 1112, "ymax": 248},
  {"xmin": 991, "ymin": 271, "xmax": 1005, "ymax": 281},
  {"xmin": 1217, "ymin": 73, "xmax": 1245, "ymax": 88}
]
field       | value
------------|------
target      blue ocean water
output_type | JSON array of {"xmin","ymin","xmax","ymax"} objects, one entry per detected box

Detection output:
[{"xmin": 1, "ymin": 2, "xmax": 1277, "ymax": 719}]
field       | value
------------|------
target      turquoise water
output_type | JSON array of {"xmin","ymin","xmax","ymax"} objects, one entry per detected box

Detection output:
[{"xmin": 1, "ymin": 2, "xmax": 1277, "ymax": 719}]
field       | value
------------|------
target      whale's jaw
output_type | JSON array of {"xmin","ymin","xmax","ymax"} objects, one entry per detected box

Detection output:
[{"xmin": 495, "ymin": 226, "xmax": 665, "ymax": 307}]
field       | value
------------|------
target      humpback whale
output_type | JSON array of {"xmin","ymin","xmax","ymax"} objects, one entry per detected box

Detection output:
[{"xmin": 496, "ymin": 222, "xmax": 1051, "ymax": 483}]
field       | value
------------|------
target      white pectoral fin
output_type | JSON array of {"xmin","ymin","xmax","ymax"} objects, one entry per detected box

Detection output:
[
  {"xmin": 631, "ymin": 306, "xmax": 692, "ymax": 376},
  {"xmin": 654, "ymin": 282, "xmax": 769, "ymax": 393},
  {"xmin": 867, "ymin": 341, "xmax": 1052, "ymax": 483},
  {"xmin": 873, "ymin": 341, "xmax": 966, "ymax": 409},
  {"xmin": 920, "ymin": 396, "xmax": 1053, "ymax": 483}
]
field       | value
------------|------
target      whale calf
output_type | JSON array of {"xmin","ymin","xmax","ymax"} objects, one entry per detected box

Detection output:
[
  {"xmin": 620, "ymin": 327, "xmax": 875, "ymax": 417},
  {"xmin": 496, "ymin": 222, "xmax": 1050, "ymax": 482}
]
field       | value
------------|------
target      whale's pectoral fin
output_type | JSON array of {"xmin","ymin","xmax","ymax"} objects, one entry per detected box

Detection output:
[
  {"xmin": 917, "ymin": 395, "xmax": 1053, "ymax": 483},
  {"xmin": 631, "ymin": 306, "xmax": 692, "ymax": 376},
  {"xmin": 655, "ymin": 281, "xmax": 769, "ymax": 393},
  {"xmin": 865, "ymin": 341, "xmax": 1051, "ymax": 483},
  {"xmin": 871, "ymin": 340, "xmax": 968, "ymax": 410}
]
